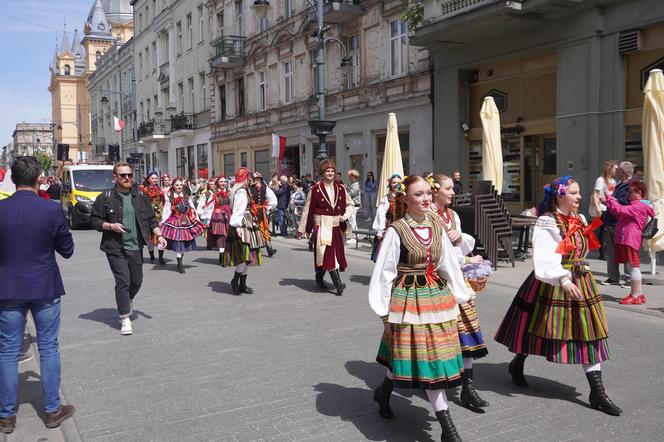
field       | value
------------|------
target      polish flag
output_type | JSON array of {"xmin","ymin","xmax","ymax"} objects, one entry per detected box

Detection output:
[
  {"xmin": 113, "ymin": 115, "xmax": 126, "ymax": 132},
  {"xmin": 271, "ymin": 133, "xmax": 286, "ymax": 160}
]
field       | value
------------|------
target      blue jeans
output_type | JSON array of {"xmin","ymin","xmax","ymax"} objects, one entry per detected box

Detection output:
[
  {"xmin": 277, "ymin": 208, "xmax": 288, "ymax": 237},
  {"xmin": 0, "ymin": 298, "xmax": 62, "ymax": 417}
]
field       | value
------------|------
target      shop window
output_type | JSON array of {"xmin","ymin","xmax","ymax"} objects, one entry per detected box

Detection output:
[
  {"xmin": 176, "ymin": 147, "xmax": 186, "ymax": 178},
  {"xmin": 197, "ymin": 144, "xmax": 208, "ymax": 178},
  {"xmin": 240, "ymin": 152, "xmax": 248, "ymax": 167},
  {"xmin": 376, "ymin": 133, "xmax": 409, "ymax": 175},
  {"xmin": 187, "ymin": 145, "xmax": 196, "ymax": 178}
]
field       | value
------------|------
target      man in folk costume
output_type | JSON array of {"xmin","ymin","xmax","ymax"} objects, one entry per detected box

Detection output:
[
  {"xmin": 224, "ymin": 168, "xmax": 266, "ymax": 295},
  {"xmin": 249, "ymin": 172, "xmax": 278, "ymax": 257},
  {"xmin": 297, "ymin": 160, "xmax": 354, "ymax": 295}
]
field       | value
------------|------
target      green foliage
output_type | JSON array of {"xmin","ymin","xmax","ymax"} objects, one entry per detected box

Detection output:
[
  {"xmin": 36, "ymin": 153, "xmax": 53, "ymax": 174},
  {"xmin": 401, "ymin": 0, "xmax": 424, "ymax": 32}
]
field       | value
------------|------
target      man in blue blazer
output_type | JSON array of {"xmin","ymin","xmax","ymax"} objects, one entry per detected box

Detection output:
[{"xmin": 0, "ymin": 157, "xmax": 75, "ymax": 434}]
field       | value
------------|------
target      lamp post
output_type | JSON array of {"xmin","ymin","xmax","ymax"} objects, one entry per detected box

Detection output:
[
  {"xmin": 251, "ymin": 0, "xmax": 352, "ymax": 161},
  {"xmin": 100, "ymin": 84, "xmax": 140, "ymax": 177}
]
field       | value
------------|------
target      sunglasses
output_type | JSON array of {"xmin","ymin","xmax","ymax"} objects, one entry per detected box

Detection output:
[{"xmin": 116, "ymin": 173, "xmax": 134, "ymax": 179}]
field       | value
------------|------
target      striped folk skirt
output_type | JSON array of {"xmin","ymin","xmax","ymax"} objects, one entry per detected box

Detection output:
[
  {"xmin": 376, "ymin": 276, "xmax": 464, "ymax": 390},
  {"xmin": 223, "ymin": 212, "xmax": 265, "ymax": 267},
  {"xmin": 457, "ymin": 299, "xmax": 488, "ymax": 359},
  {"xmin": 207, "ymin": 207, "xmax": 231, "ymax": 249},
  {"xmin": 494, "ymin": 269, "xmax": 610, "ymax": 364},
  {"xmin": 161, "ymin": 213, "xmax": 206, "ymax": 253}
]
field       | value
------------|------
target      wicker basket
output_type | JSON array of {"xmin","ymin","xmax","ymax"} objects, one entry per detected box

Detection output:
[{"xmin": 465, "ymin": 276, "xmax": 489, "ymax": 294}]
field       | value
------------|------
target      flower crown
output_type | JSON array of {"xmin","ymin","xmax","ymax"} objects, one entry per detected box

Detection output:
[
  {"xmin": 544, "ymin": 176, "xmax": 571, "ymax": 198},
  {"xmin": 424, "ymin": 173, "xmax": 441, "ymax": 191}
]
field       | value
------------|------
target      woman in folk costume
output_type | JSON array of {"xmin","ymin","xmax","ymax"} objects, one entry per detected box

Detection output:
[
  {"xmin": 160, "ymin": 177, "xmax": 206, "ymax": 274},
  {"xmin": 430, "ymin": 173, "xmax": 489, "ymax": 411},
  {"xmin": 369, "ymin": 175, "xmax": 473, "ymax": 442},
  {"xmin": 249, "ymin": 172, "xmax": 278, "ymax": 257},
  {"xmin": 198, "ymin": 177, "xmax": 233, "ymax": 263},
  {"xmin": 371, "ymin": 174, "xmax": 403, "ymax": 262},
  {"xmin": 197, "ymin": 178, "xmax": 218, "ymax": 228},
  {"xmin": 224, "ymin": 168, "xmax": 266, "ymax": 295},
  {"xmin": 161, "ymin": 173, "xmax": 171, "ymax": 194},
  {"xmin": 494, "ymin": 176, "xmax": 621, "ymax": 416},
  {"xmin": 296, "ymin": 160, "xmax": 354, "ymax": 296},
  {"xmin": 140, "ymin": 171, "xmax": 166, "ymax": 264}
]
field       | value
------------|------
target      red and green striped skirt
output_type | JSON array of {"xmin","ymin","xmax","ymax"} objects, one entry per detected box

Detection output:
[
  {"xmin": 494, "ymin": 268, "xmax": 610, "ymax": 364},
  {"xmin": 457, "ymin": 299, "xmax": 488, "ymax": 359}
]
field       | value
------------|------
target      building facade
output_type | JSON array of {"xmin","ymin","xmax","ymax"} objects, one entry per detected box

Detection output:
[
  {"xmin": 11, "ymin": 123, "xmax": 55, "ymax": 158},
  {"xmin": 48, "ymin": 0, "xmax": 133, "ymax": 162},
  {"xmin": 89, "ymin": 39, "xmax": 136, "ymax": 164},
  {"xmin": 206, "ymin": 0, "xmax": 432, "ymax": 180},
  {"xmin": 131, "ymin": 0, "xmax": 214, "ymax": 179},
  {"xmin": 414, "ymin": 0, "xmax": 664, "ymax": 213}
]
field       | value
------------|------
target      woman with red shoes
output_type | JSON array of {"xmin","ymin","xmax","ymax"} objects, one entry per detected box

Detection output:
[
  {"xmin": 160, "ymin": 177, "xmax": 206, "ymax": 273},
  {"xmin": 494, "ymin": 176, "xmax": 622, "ymax": 417},
  {"xmin": 605, "ymin": 181, "xmax": 656, "ymax": 305}
]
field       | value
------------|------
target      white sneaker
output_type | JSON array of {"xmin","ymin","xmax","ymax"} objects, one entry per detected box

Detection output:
[{"xmin": 120, "ymin": 318, "xmax": 133, "ymax": 335}]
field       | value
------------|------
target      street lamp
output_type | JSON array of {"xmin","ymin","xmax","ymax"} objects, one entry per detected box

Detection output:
[{"xmin": 251, "ymin": 0, "xmax": 352, "ymax": 160}]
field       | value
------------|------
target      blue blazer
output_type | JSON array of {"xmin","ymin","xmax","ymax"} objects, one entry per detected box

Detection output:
[{"xmin": 0, "ymin": 190, "xmax": 74, "ymax": 300}]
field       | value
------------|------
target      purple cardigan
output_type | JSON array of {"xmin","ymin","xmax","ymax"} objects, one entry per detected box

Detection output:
[{"xmin": 605, "ymin": 194, "xmax": 656, "ymax": 251}]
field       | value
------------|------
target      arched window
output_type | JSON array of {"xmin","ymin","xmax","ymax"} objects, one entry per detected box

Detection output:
[{"xmin": 64, "ymin": 64, "xmax": 71, "ymax": 75}]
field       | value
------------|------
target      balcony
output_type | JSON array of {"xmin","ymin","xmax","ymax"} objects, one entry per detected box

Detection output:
[
  {"xmin": 322, "ymin": 0, "xmax": 362, "ymax": 24},
  {"xmin": 209, "ymin": 35, "xmax": 246, "ymax": 69},
  {"xmin": 138, "ymin": 119, "xmax": 170, "ymax": 140},
  {"xmin": 170, "ymin": 112, "xmax": 195, "ymax": 133}
]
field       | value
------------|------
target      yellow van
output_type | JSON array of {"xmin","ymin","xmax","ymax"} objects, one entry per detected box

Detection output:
[{"xmin": 61, "ymin": 164, "xmax": 114, "ymax": 228}]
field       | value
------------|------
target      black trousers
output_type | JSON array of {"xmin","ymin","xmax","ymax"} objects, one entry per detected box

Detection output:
[{"xmin": 107, "ymin": 250, "xmax": 143, "ymax": 318}]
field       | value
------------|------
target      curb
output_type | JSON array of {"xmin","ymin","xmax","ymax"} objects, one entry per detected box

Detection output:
[{"xmin": 24, "ymin": 317, "xmax": 83, "ymax": 442}]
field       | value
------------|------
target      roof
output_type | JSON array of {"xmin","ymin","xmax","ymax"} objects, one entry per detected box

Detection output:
[
  {"xmin": 88, "ymin": 0, "xmax": 132, "ymax": 26},
  {"xmin": 84, "ymin": 0, "xmax": 114, "ymax": 40}
]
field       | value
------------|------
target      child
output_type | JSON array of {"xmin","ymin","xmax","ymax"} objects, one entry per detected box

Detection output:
[{"xmin": 605, "ymin": 181, "xmax": 656, "ymax": 305}]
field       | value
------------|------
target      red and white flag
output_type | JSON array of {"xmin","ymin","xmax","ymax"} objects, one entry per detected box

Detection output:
[
  {"xmin": 271, "ymin": 133, "xmax": 286, "ymax": 160},
  {"xmin": 113, "ymin": 115, "xmax": 126, "ymax": 132}
]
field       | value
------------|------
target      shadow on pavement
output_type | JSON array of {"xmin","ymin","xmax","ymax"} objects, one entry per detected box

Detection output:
[
  {"xmin": 149, "ymin": 263, "xmax": 195, "ymax": 272},
  {"xmin": 193, "ymin": 257, "xmax": 223, "ymax": 266},
  {"xmin": 601, "ymin": 294, "xmax": 626, "ymax": 304},
  {"xmin": 279, "ymin": 278, "xmax": 326, "ymax": 294},
  {"xmin": 79, "ymin": 308, "xmax": 152, "ymax": 329},
  {"xmin": 312, "ymin": 360, "xmax": 436, "ymax": 441},
  {"xmin": 470, "ymin": 362, "xmax": 586, "ymax": 407},
  {"xmin": 207, "ymin": 281, "xmax": 236, "ymax": 295},
  {"xmin": 349, "ymin": 274, "xmax": 371, "ymax": 286},
  {"xmin": 17, "ymin": 370, "xmax": 46, "ymax": 421}
]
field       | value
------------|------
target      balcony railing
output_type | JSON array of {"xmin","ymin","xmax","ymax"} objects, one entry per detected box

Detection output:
[
  {"xmin": 427, "ymin": 0, "xmax": 503, "ymax": 22},
  {"xmin": 170, "ymin": 112, "xmax": 195, "ymax": 131},
  {"xmin": 322, "ymin": 0, "xmax": 362, "ymax": 24},
  {"xmin": 210, "ymin": 35, "xmax": 246, "ymax": 69},
  {"xmin": 138, "ymin": 119, "xmax": 170, "ymax": 139}
]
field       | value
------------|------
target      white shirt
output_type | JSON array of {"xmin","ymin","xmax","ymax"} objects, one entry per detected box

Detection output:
[
  {"xmin": 372, "ymin": 195, "xmax": 390, "ymax": 236},
  {"xmin": 266, "ymin": 186, "xmax": 277, "ymax": 212},
  {"xmin": 368, "ymin": 223, "xmax": 472, "ymax": 319},
  {"xmin": 161, "ymin": 192, "xmax": 194, "ymax": 223},
  {"xmin": 230, "ymin": 188, "xmax": 248, "ymax": 228},
  {"xmin": 593, "ymin": 176, "xmax": 616, "ymax": 213}
]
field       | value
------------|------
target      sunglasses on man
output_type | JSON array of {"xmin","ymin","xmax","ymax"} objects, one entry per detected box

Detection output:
[{"xmin": 116, "ymin": 173, "xmax": 134, "ymax": 179}]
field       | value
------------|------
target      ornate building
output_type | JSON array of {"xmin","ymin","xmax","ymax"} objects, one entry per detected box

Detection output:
[{"xmin": 48, "ymin": 0, "xmax": 133, "ymax": 162}]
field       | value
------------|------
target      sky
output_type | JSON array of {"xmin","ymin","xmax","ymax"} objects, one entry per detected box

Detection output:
[{"xmin": 0, "ymin": 0, "xmax": 91, "ymax": 147}]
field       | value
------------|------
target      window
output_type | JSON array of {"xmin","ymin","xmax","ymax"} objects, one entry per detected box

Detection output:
[
  {"xmin": 176, "ymin": 21, "xmax": 182, "ymax": 55},
  {"xmin": 64, "ymin": 64, "xmax": 71, "ymax": 75},
  {"xmin": 218, "ymin": 85, "xmax": 226, "ymax": 120},
  {"xmin": 188, "ymin": 77, "xmax": 195, "ymax": 112},
  {"xmin": 198, "ymin": 5, "xmax": 205, "ymax": 43},
  {"xmin": 235, "ymin": 0, "xmax": 243, "ymax": 36},
  {"xmin": 144, "ymin": 47, "xmax": 150, "ymax": 76},
  {"xmin": 138, "ymin": 53, "xmax": 143, "ymax": 76},
  {"xmin": 187, "ymin": 145, "xmax": 196, "ymax": 178},
  {"xmin": 254, "ymin": 149, "xmax": 270, "ymax": 179},
  {"xmin": 237, "ymin": 78, "xmax": 245, "ymax": 117},
  {"xmin": 216, "ymin": 12, "xmax": 224, "ymax": 37},
  {"xmin": 377, "ymin": 132, "xmax": 410, "ymax": 175},
  {"xmin": 258, "ymin": 71, "xmax": 266, "ymax": 111},
  {"xmin": 152, "ymin": 42, "xmax": 157, "ymax": 72},
  {"xmin": 178, "ymin": 82, "xmax": 184, "ymax": 111},
  {"xmin": 285, "ymin": 0, "xmax": 292, "ymax": 19},
  {"xmin": 310, "ymin": 49, "xmax": 319, "ymax": 95},
  {"xmin": 259, "ymin": 15, "xmax": 268, "ymax": 33},
  {"xmin": 389, "ymin": 19, "xmax": 407, "ymax": 76},
  {"xmin": 241, "ymin": 152, "xmax": 248, "ymax": 167},
  {"xmin": 186, "ymin": 13, "xmax": 193, "ymax": 50},
  {"xmin": 223, "ymin": 153, "xmax": 235, "ymax": 176},
  {"xmin": 138, "ymin": 13, "xmax": 143, "ymax": 32},
  {"xmin": 145, "ymin": 5, "xmax": 149, "ymax": 22},
  {"xmin": 146, "ymin": 98, "xmax": 151, "ymax": 118},
  {"xmin": 197, "ymin": 144, "xmax": 208, "ymax": 178},
  {"xmin": 176, "ymin": 147, "xmax": 186, "ymax": 178},
  {"xmin": 200, "ymin": 73, "xmax": 207, "ymax": 111},
  {"xmin": 282, "ymin": 61, "xmax": 292, "ymax": 104},
  {"xmin": 346, "ymin": 34, "xmax": 360, "ymax": 88}
]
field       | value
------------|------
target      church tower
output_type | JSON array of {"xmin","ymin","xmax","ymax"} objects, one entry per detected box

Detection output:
[{"xmin": 48, "ymin": 0, "xmax": 133, "ymax": 162}]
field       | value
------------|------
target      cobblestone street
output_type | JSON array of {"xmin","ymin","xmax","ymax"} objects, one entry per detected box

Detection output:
[{"xmin": 8, "ymin": 231, "xmax": 664, "ymax": 441}]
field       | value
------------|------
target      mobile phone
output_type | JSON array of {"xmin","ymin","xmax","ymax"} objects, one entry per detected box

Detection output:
[{"xmin": 122, "ymin": 226, "xmax": 132, "ymax": 233}]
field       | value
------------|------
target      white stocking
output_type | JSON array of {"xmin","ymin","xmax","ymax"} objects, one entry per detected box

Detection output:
[
  {"xmin": 176, "ymin": 253, "xmax": 183, "ymax": 258},
  {"xmin": 385, "ymin": 369, "xmax": 394, "ymax": 380},
  {"xmin": 463, "ymin": 357, "xmax": 473, "ymax": 370},
  {"xmin": 219, "ymin": 247, "xmax": 224, "ymax": 253},
  {"xmin": 582, "ymin": 363, "xmax": 601, "ymax": 373},
  {"xmin": 426, "ymin": 389, "xmax": 449, "ymax": 412}
]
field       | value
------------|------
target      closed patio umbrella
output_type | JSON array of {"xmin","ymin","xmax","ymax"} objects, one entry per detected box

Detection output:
[
  {"xmin": 480, "ymin": 96, "xmax": 503, "ymax": 194},
  {"xmin": 642, "ymin": 68, "xmax": 664, "ymax": 273},
  {"xmin": 377, "ymin": 113, "xmax": 404, "ymax": 206}
]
